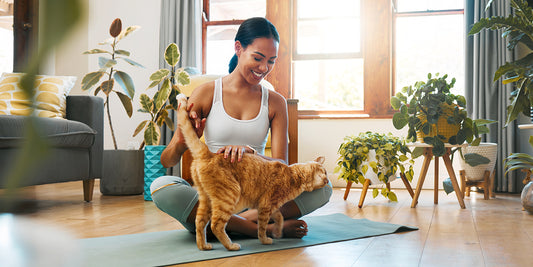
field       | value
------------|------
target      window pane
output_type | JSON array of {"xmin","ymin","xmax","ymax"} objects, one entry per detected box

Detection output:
[
  {"xmin": 296, "ymin": 18, "xmax": 360, "ymax": 54},
  {"xmin": 0, "ymin": 5, "xmax": 13, "ymax": 73},
  {"xmin": 206, "ymin": 25, "xmax": 240, "ymax": 75},
  {"xmin": 396, "ymin": 0, "xmax": 463, "ymax": 12},
  {"xmin": 210, "ymin": 0, "xmax": 265, "ymax": 21},
  {"xmin": 298, "ymin": 0, "xmax": 359, "ymax": 18},
  {"xmin": 395, "ymin": 14, "xmax": 464, "ymax": 96},
  {"xmin": 296, "ymin": 0, "xmax": 360, "ymax": 55},
  {"xmin": 293, "ymin": 59, "xmax": 364, "ymax": 110}
]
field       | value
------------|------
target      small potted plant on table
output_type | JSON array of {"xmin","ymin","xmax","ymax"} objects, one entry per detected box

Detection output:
[{"xmin": 335, "ymin": 131, "xmax": 414, "ymax": 208}]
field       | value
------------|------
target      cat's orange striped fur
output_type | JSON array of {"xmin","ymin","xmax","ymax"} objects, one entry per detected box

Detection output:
[{"xmin": 177, "ymin": 95, "xmax": 328, "ymax": 251}]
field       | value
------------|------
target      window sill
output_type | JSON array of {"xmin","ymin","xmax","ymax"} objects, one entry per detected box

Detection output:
[{"xmin": 298, "ymin": 113, "xmax": 394, "ymax": 120}]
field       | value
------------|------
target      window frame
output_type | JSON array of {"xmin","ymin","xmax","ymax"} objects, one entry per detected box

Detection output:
[{"xmin": 13, "ymin": 0, "xmax": 38, "ymax": 72}]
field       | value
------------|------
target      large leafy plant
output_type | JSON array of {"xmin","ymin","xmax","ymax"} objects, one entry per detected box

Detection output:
[
  {"xmin": 133, "ymin": 43, "xmax": 190, "ymax": 147},
  {"xmin": 334, "ymin": 131, "xmax": 414, "ymax": 201},
  {"xmin": 470, "ymin": 0, "xmax": 533, "ymax": 182},
  {"xmin": 81, "ymin": 18, "xmax": 143, "ymax": 149},
  {"xmin": 469, "ymin": 0, "xmax": 533, "ymax": 125},
  {"xmin": 391, "ymin": 73, "xmax": 493, "ymax": 158}
]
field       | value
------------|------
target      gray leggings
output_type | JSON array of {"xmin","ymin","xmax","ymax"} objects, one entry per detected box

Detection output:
[{"xmin": 150, "ymin": 175, "xmax": 333, "ymax": 233}]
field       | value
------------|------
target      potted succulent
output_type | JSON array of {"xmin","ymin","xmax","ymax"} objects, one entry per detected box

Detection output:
[
  {"xmin": 81, "ymin": 18, "xmax": 145, "ymax": 195},
  {"xmin": 391, "ymin": 73, "xmax": 494, "ymax": 159},
  {"xmin": 133, "ymin": 43, "xmax": 191, "ymax": 200},
  {"xmin": 334, "ymin": 131, "xmax": 414, "ymax": 202},
  {"xmin": 469, "ymin": 0, "xmax": 533, "ymax": 208}
]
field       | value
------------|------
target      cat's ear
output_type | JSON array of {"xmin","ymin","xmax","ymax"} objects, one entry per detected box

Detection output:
[{"xmin": 315, "ymin": 156, "xmax": 325, "ymax": 164}]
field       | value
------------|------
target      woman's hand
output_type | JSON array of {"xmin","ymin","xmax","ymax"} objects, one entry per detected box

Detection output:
[{"xmin": 217, "ymin": 145, "xmax": 257, "ymax": 163}]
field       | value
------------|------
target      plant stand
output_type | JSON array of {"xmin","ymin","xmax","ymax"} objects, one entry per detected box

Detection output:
[
  {"xmin": 409, "ymin": 143, "xmax": 466, "ymax": 209},
  {"xmin": 460, "ymin": 170, "xmax": 494, "ymax": 200},
  {"xmin": 343, "ymin": 174, "xmax": 415, "ymax": 208}
]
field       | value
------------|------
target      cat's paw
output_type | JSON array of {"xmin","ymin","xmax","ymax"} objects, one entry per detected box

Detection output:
[
  {"xmin": 225, "ymin": 243, "xmax": 241, "ymax": 251},
  {"xmin": 260, "ymin": 237, "xmax": 273, "ymax": 245},
  {"xmin": 198, "ymin": 242, "xmax": 213, "ymax": 251},
  {"xmin": 272, "ymin": 228, "xmax": 283, "ymax": 239}
]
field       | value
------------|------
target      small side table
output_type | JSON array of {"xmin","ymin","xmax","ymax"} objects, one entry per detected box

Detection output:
[{"xmin": 409, "ymin": 143, "xmax": 466, "ymax": 209}]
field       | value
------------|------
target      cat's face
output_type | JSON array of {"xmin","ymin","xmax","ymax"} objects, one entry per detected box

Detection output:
[{"xmin": 302, "ymin": 157, "xmax": 329, "ymax": 191}]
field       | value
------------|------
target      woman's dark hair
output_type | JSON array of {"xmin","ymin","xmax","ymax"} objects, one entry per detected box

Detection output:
[{"xmin": 228, "ymin": 17, "xmax": 280, "ymax": 73}]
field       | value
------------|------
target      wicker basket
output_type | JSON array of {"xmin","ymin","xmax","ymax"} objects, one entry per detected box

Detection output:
[{"xmin": 416, "ymin": 103, "xmax": 460, "ymax": 143}]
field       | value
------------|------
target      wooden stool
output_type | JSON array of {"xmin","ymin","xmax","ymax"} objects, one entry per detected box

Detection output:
[
  {"xmin": 460, "ymin": 169, "xmax": 495, "ymax": 200},
  {"xmin": 343, "ymin": 173, "xmax": 414, "ymax": 208}
]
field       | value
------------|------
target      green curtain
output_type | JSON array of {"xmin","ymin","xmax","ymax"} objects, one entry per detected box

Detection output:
[
  {"xmin": 465, "ymin": 0, "xmax": 525, "ymax": 193},
  {"xmin": 159, "ymin": 0, "xmax": 201, "ymax": 175}
]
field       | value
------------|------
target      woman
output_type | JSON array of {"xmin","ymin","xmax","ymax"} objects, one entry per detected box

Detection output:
[{"xmin": 150, "ymin": 17, "xmax": 332, "ymax": 238}]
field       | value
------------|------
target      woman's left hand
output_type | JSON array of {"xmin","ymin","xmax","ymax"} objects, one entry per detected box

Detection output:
[{"xmin": 217, "ymin": 145, "xmax": 256, "ymax": 163}]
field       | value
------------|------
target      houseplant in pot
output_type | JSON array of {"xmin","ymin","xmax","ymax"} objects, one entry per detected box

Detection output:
[
  {"xmin": 334, "ymin": 131, "xmax": 414, "ymax": 205},
  {"xmin": 391, "ymin": 73, "xmax": 494, "ymax": 160},
  {"xmin": 133, "ymin": 42, "xmax": 191, "ymax": 200},
  {"xmin": 82, "ymin": 18, "xmax": 145, "ymax": 195},
  {"xmin": 469, "ymin": 0, "xmax": 533, "ymax": 211}
]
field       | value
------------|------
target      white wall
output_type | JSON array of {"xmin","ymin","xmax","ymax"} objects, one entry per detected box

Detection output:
[
  {"xmin": 53, "ymin": 0, "xmax": 161, "ymax": 150},
  {"xmin": 50, "ymin": 0, "xmax": 463, "ymax": 191}
]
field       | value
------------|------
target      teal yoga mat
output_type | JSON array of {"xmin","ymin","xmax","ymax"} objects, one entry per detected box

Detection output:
[{"xmin": 80, "ymin": 213, "xmax": 417, "ymax": 266}]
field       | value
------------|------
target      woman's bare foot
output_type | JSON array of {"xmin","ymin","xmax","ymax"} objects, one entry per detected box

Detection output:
[{"xmin": 266, "ymin": 219, "xmax": 308, "ymax": 238}]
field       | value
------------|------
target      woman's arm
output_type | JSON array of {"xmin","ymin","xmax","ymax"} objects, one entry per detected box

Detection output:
[
  {"xmin": 159, "ymin": 82, "xmax": 214, "ymax": 168},
  {"xmin": 268, "ymin": 90, "xmax": 289, "ymax": 164}
]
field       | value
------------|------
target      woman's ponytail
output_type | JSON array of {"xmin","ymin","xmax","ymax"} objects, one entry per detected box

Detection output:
[{"xmin": 228, "ymin": 54, "xmax": 238, "ymax": 73}]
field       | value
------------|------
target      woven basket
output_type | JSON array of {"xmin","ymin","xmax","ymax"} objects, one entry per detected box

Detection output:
[{"xmin": 416, "ymin": 104, "xmax": 460, "ymax": 143}]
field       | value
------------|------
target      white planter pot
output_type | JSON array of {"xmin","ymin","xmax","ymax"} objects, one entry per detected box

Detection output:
[
  {"xmin": 459, "ymin": 143, "xmax": 498, "ymax": 182},
  {"xmin": 362, "ymin": 149, "xmax": 398, "ymax": 185}
]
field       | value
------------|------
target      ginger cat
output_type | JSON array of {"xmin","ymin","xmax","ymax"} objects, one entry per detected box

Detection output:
[{"xmin": 176, "ymin": 95, "xmax": 329, "ymax": 251}]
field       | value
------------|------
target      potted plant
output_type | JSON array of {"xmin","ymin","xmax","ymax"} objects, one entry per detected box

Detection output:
[
  {"xmin": 81, "ymin": 18, "xmax": 145, "ymax": 195},
  {"xmin": 469, "ymin": 0, "xmax": 533, "ymax": 208},
  {"xmin": 391, "ymin": 73, "xmax": 494, "ymax": 159},
  {"xmin": 81, "ymin": 18, "xmax": 143, "ymax": 149},
  {"xmin": 133, "ymin": 43, "xmax": 191, "ymax": 200},
  {"xmin": 334, "ymin": 131, "xmax": 414, "ymax": 203}
]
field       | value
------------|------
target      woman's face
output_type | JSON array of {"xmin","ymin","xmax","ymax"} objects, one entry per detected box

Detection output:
[{"xmin": 236, "ymin": 37, "xmax": 279, "ymax": 85}]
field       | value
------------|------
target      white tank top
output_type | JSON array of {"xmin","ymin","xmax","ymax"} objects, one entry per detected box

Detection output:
[{"xmin": 204, "ymin": 77, "xmax": 270, "ymax": 154}]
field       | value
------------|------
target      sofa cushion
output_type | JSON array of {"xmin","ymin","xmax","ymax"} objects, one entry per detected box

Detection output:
[
  {"xmin": 0, "ymin": 73, "xmax": 76, "ymax": 118},
  {"xmin": 0, "ymin": 115, "xmax": 96, "ymax": 148}
]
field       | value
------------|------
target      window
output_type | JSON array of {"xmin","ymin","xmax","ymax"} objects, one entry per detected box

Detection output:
[
  {"xmin": 201, "ymin": 0, "xmax": 465, "ymax": 118},
  {"xmin": 202, "ymin": 0, "xmax": 266, "ymax": 75},
  {"xmin": 293, "ymin": 0, "xmax": 363, "ymax": 111},
  {"xmin": 394, "ymin": 0, "xmax": 465, "ymax": 96}
]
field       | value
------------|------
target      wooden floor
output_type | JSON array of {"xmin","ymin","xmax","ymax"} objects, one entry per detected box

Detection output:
[{"xmin": 7, "ymin": 180, "xmax": 533, "ymax": 267}]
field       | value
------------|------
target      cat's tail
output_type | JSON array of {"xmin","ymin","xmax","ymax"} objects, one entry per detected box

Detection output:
[{"xmin": 177, "ymin": 94, "xmax": 210, "ymax": 159}]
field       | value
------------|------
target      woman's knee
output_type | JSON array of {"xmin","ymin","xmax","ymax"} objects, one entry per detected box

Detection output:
[
  {"xmin": 294, "ymin": 180, "xmax": 333, "ymax": 216},
  {"xmin": 150, "ymin": 176, "xmax": 198, "ymax": 233}
]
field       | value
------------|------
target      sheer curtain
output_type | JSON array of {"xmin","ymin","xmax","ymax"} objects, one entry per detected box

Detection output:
[
  {"xmin": 159, "ymin": 0, "xmax": 201, "ymax": 175},
  {"xmin": 465, "ymin": 0, "xmax": 523, "ymax": 193}
]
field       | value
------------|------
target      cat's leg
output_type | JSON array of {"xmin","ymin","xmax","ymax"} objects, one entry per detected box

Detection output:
[
  {"xmin": 270, "ymin": 209, "xmax": 284, "ymax": 239},
  {"xmin": 195, "ymin": 192, "xmax": 213, "ymax": 251},
  {"xmin": 210, "ymin": 204, "xmax": 241, "ymax": 251},
  {"xmin": 257, "ymin": 207, "xmax": 273, "ymax": 244}
]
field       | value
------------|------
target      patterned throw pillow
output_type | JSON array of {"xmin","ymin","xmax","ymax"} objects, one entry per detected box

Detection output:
[{"xmin": 0, "ymin": 72, "xmax": 76, "ymax": 118}]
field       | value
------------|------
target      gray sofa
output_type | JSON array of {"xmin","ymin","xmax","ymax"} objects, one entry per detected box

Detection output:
[{"xmin": 0, "ymin": 95, "xmax": 103, "ymax": 201}]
